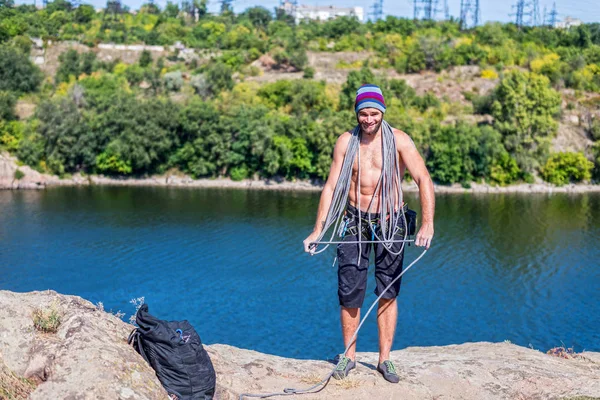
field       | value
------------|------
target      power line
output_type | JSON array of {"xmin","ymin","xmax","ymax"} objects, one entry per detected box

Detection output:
[
  {"xmin": 542, "ymin": 5, "xmax": 547, "ymax": 25},
  {"xmin": 532, "ymin": 0, "xmax": 540, "ymax": 26},
  {"xmin": 370, "ymin": 0, "xmax": 383, "ymax": 21},
  {"xmin": 413, "ymin": 0, "xmax": 438, "ymax": 21},
  {"xmin": 220, "ymin": 0, "xmax": 232, "ymax": 13},
  {"xmin": 444, "ymin": 0, "xmax": 450, "ymax": 21},
  {"xmin": 549, "ymin": 2, "xmax": 559, "ymax": 26},
  {"xmin": 459, "ymin": 0, "xmax": 480, "ymax": 29},
  {"xmin": 510, "ymin": 0, "xmax": 532, "ymax": 29}
]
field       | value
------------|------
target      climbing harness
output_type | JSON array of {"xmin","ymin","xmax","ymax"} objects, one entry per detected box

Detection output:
[{"xmin": 239, "ymin": 120, "xmax": 429, "ymax": 399}]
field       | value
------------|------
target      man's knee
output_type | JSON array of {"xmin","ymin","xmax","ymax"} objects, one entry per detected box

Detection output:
[
  {"xmin": 378, "ymin": 298, "xmax": 397, "ymax": 313},
  {"xmin": 341, "ymin": 306, "xmax": 360, "ymax": 318}
]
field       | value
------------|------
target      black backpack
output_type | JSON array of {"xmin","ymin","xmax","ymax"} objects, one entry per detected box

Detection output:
[{"xmin": 128, "ymin": 304, "xmax": 216, "ymax": 400}]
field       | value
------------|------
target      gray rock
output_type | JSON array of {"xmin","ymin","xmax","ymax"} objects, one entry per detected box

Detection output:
[
  {"xmin": 211, "ymin": 342, "xmax": 600, "ymax": 400},
  {"xmin": 1, "ymin": 290, "xmax": 599, "ymax": 399},
  {"xmin": 0, "ymin": 290, "xmax": 166, "ymax": 399}
]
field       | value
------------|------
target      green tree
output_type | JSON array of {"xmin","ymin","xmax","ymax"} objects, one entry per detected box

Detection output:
[
  {"xmin": 0, "ymin": 90, "xmax": 16, "ymax": 121},
  {"xmin": 592, "ymin": 142, "xmax": 600, "ymax": 181},
  {"xmin": 139, "ymin": 49, "xmax": 153, "ymax": 67},
  {"xmin": 95, "ymin": 148, "xmax": 133, "ymax": 175},
  {"xmin": 92, "ymin": 95, "xmax": 179, "ymax": 174},
  {"xmin": 34, "ymin": 96, "xmax": 92, "ymax": 174},
  {"xmin": 74, "ymin": 4, "xmax": 95, "ymax": 23},
  {"xmin": 244, "ymin": 7, "xmax": 271, "ymax": 30},
  {"xmin": 541, "ymin": 152, "xmax": 594, "ymax": 185},
  {"xmin": 204, "ymin": 62, "xmax": 233, "ymax": 94},
  {"xmin": 163, "ymin": 1, "xmax": 179, "ymax": 18},
  {"xmin": 0, "ymin": 45, "xmax": 43, "ymax": 93},
  {"xmin": 491, "ymin": 70, "xmax": 561, "ymax": 173},
  {"xmin": 339, "ymin": 65, "xmax": 376, "ymax": 111},
  {"xmin": 55, "ymin": 50, "xmax": 98, "ymax": 83}
]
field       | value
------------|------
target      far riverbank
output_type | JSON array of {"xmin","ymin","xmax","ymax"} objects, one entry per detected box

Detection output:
[{"xmin": 2, "ymin": 152, "xmax": 600, "ymax": 193}]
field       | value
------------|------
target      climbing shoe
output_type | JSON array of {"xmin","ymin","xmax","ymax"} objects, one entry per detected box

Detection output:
[
  {"xmin": 377, "ymin": 360, "xmax": 400, "ymax": 383},
  {"xmin": 332, "ymin": 356, "xmax": 356, "ymax": 380}
]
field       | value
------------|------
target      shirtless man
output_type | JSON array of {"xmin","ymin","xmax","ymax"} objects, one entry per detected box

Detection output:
[{"xmin": 303, "ymin": 84, "xmax": 435, "ymax": 383}]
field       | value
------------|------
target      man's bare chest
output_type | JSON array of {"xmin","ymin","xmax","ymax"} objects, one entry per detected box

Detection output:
[{"xmin": 353, "ymin": 143, "xmax": 383, "ymax": 173}]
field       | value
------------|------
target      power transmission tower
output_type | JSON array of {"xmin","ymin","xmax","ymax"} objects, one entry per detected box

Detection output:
[
  {"xmin": 424, "ymin": 0, "xmax": 432, "ymax": 20},
  {"xmin": 414, "ymin": 0, "xmax": 438, "ymax": 21},
  {"xmin": 512, "ymin": 0, "xmax": 524, "ymax": 27},
  {"xmin": 532, "ymin": 0, "xmax": 540, "ymax": 26},
  {"xmin": 510, "ymin": 0, "xmax": 532, "ymax": 29},
  {"xmin": 370, "ymin": 0, "xmax": 383, "ymax": 21},
  {"xmin": 280, "ymin": 0, "xmax": 297, "ymax": 11},
  {"xmin": 548, "ymin": 2, "xmax": 558, "ymax": 27},
  {"xmin": 102, "ymin": 0, "xmax": 122, "ymax": 30},
  {"xmin": 460, "ymin": 0, "xmax": 480, "ymax": 29},
  {"xmin": 220, "ymin": 0, "xmax": 233, "ymax": 14},
  {"xmin": 460, "ymin": 0, "xmax": 470, "ymax": 28},
  {"xmin": 444, "ymin": 0, "xmax": 450, "ymax": 20},
  {"xmin": 542, "ymin": 5, "xmax": 547, "ymax": 25}
]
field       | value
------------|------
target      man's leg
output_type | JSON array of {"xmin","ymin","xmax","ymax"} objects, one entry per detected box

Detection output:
[
  {"xmin": 377, "ymin": 298, "xmax": 397, "ymax": 363},
  {"xmin": 373, "ymin": 231, "xmax": 404, "ymax": 383},
  {"xmin": 335, "ymin": 217, "xmax": 369, "ymax": 379},
  {"xmin": 340, "ymin": 306, "xmax": 360, "ymax": 361}
]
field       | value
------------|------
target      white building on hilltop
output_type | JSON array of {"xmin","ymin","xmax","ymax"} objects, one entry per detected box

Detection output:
[
  {"xmin": 554, "ymin": 16, "xmax": 583, "ymax": 29},
  {"xmin": 280, "ymin": 1, "xmax": 364, "ymax": 24}
]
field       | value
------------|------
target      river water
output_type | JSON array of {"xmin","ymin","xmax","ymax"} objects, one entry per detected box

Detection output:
[{"xmin": 1, "ymin": 187, "xmax": 598, "ymax": 359}]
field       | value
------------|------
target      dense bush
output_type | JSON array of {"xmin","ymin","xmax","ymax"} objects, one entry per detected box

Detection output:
[
  {"xmin": 0, "ymin": 90, "xmax": 17, "ymax": 121},
  {"xmin": 0, "ymin": 45, "xmax": 43, "ymax": 93},
  {"xmin": 491, "ymin": 70, "xmax": 561, "ymax": 173},
  {"xmin": 541, "ymin": 152, "xmax": 594, "ymax": 185},
  {"xmin": 55, "ymin": 49, "xmax": 97, "ymax": 83},
  {"xmin": 426, "ymin": 122, "xmax": 519, "ymax": 185}
]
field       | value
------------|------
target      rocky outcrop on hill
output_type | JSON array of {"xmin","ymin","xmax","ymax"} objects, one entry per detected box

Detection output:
[
  {"xmin": 0, "ymin": 152, "xmax": 79, "ymax": 190},
  {"xmin": 1, "ymin": 290, "xmax": 599, "ymax": 400}
]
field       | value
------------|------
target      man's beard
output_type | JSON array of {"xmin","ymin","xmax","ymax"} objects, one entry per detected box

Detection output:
[{"xmin": 359, "ymin": 119, "xmax": 383, "ymax": 136}]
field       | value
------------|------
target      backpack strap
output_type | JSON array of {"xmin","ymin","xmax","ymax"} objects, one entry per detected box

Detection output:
[{"xmin": 128, "ymin": 328, "xmax": 150, "ymax": 364}]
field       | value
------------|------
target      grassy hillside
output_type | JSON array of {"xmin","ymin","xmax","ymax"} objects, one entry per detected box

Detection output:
[{"xmin": 1, "ymin": 1, "xmax": 600, "ymax": 186}]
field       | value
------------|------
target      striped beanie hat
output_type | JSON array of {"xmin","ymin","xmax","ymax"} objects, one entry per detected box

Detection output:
[{"xmin": 355, "ymin": 84, "xmax": 386, "ymax": 114}]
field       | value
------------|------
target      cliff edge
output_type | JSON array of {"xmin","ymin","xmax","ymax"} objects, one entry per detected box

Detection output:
[{"xmin": 0, "ymin": 290, "xmax": 599, "ymax": 400}]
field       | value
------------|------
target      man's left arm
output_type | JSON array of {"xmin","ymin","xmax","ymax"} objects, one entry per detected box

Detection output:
[{"xmin": 395, "ymin": 130, "xmax": 435, "ymax": 249}]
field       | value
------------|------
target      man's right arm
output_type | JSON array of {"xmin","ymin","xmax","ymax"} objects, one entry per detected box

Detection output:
[{"xmin": 303, "ymin": 132, "xmax": 350, "ymax": 253}]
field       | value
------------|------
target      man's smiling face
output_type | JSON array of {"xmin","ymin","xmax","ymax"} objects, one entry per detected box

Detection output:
[{"xmin": 357, "ymin": 108, "xmax": 383, "ymax": 136}]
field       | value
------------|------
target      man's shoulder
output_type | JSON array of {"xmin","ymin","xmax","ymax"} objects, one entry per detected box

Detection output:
[
  {"xmin": 391, "ymin": 127, "xmax": 408, "ymax": 137},
  {"xmin": 336, "ymin": 131, "xmax": 353, "ymax": 144},
  {"xmin": 391, "ymin": 127, "xmax": 411, "ymax": 144}
]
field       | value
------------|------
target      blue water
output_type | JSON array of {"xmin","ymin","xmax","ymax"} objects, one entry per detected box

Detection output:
[{"xmin": 1, "ymin": 187, "xmax": 599, "ymax": 359}]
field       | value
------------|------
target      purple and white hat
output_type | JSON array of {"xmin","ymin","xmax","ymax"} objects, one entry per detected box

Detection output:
[{"xmin": 355, "ymin": 84, "xmax": 386, "ymax": 114}]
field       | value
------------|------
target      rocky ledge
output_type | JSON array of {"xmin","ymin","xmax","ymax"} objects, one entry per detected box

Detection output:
[{"xmin": 1, "ymin": 290, "xmax": 599, "ymax": 400}]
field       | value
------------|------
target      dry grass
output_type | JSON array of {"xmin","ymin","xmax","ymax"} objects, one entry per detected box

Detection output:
[
  {"xmin": 300, "ymin": 372, "xmax": 324, "ymax": 385},
  {"xmin": 0, "ymin": 360, "xmax": 36, "ymax": 400},
  {"xmin": 546, "ymin": 346, "xmax": 588, "ymax": 360},
  {"xmin": 561, "ymin": 397, "xmax": 600, "ymax": 400},
  {"xmin": 332, "ymin": 376, "xmax": 362, "ymax": 389},
  {"xmin": 31, "ymin": 301, "xmax": 62, "ymax": 333}
]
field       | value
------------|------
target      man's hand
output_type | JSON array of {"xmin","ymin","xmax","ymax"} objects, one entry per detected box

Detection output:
[
  {"xmin": 415, "ymin": 223, "xmax": 434, "ymax": 249},
  {"xmin": 303, "ymin": 231, "xmax": 321, "ymax": 254}
]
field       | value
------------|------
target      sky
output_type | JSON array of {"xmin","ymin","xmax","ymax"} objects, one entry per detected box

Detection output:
[{"xmin": 14, "ymin": 0, "xmax": 600, "ymax": 24}]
